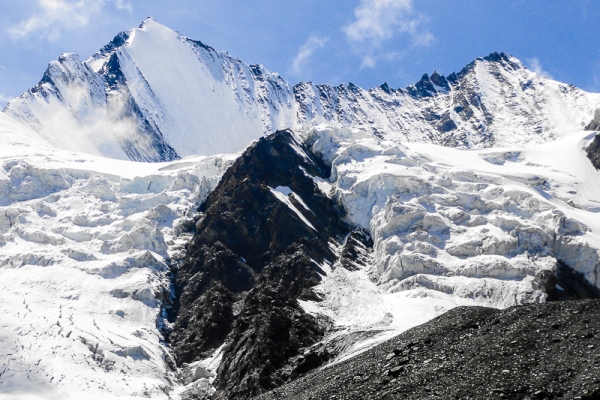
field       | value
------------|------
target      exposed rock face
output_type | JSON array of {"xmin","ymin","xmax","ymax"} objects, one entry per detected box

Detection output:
[
  {"xmin": 538, "ymin": 261, "xmax": 600, "ymax": 301},
  {"xmin": 169, "ymin": 130, "xmax": 368, "ymax": 399},
  {"xmin": 259, "ymin": 300, "xmax": 600, "ymax": 400},
  {"xmin": 586, "ymin": 133, "xmax": 600, "ymax": 170},
  {"xmin": 585, "ymin": 109, "xmax": 600, "ymax": 131}
]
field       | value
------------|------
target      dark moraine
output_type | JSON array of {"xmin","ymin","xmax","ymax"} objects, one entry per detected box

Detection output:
[{"xmin": 259, "ymin": 300, "xmax": 600, "ymax": 400}]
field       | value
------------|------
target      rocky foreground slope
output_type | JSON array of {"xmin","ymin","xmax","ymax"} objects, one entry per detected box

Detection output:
[{"xmin": 259, "ymin": 300, "xmax": 600, "ymax": 400}]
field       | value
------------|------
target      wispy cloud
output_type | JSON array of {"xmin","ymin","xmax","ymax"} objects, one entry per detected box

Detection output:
[
  {"xmin": 587, "ymin": 61, "xmax": 600, "ymax": 93},
  {"xmin": 360, "ymin": 55, "xmax": 376, "ymax": 69},
  {"xmin": 0, "ymin": 92, "xmax": 15, "ymax": 109},
  {"xmin": 0, "ymin": 66, "xmax": 10, "ymax": 109},
  {"xmin": 527, "ymin": 58, "xmax": 553, "ymax": 79},
  {"xmin": 7, "ymin": 0, "xmax": 132, "ymax": 42},
  {"xmin": 343, "ymin": 0, "xmax": 433, "ymax": 68},
  {"xmin": 114, "ymin": 0, "xmax": 132, "ymax": 12},
  {"xmin": 292, "ymin": 36, "xmax": 328, "ymax": 76}
]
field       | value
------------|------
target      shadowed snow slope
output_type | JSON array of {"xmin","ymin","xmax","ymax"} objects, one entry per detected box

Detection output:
[{"xmin": 4, "ymin": 19, "xmax": 600, "ymax": 161}]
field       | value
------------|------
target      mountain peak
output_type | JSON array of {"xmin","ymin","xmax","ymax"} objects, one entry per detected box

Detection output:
[
  {"xmin": 379, "ymin": 82, "xmax": 395, "ymax": 94},
  {"xmin": 57, "ymin": 53, "xmax": 79, "ymax": 63},
  {"xmin": 4, "ymin": 20, "xmax": 599, "ymax": 164},
  {"xmin": 477, "ymin": 51, "xmax": 523, "ymax": 70},
  {"xmin": 482, "ymin": 51, "xmax": 510, "ymax": 63},
  {"xmin": 140, "ymin": 16, "xmax": 157, "ymax": 28},
  {"xmin": 137, "ymin": 17, "xmax": 178, "ymax": 37}
]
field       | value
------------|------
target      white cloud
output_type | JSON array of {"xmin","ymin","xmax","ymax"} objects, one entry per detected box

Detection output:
[
  {"xmin": 589, "ymin": 63, "xmax": 600, "ymax": 93},
  {"xmin": 8, "ymin": 0, "xmax": 132, "ymax": 42},
  {"xmin": 360, "ymin": 55, "xmax": 376, "ymax": 69},
  {"xmin": 0, "ymin": 92, "xmax": 15, "ymax": 109},
  {"xmin": 343, "ymin": 0, "xmax": 433, "ymax": 47},
  {"xmin": 360, "ymin": 51, "xmax": 405, "ymax": 70},
  {"xmin": 114, "ymin": 0, "xmax": 132, "ymax": 12},
  {"xmin": 292, "ymin": 36, "xmax": 328, "ymax": 76},
  {"xmin": 527, "ymin": 58, "xmax": 553, "ymax": 79}
]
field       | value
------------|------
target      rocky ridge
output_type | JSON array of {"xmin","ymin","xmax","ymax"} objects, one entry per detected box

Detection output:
[
  {"xmin": 586, "ymin": 132, "xmax": 600, "ymax": 171},
  {"xmin": 169, "ymin": 130, "xmax": 373, "ymax": 399},
  {"xmin": 5, "ymin": 19, "xmax": 600, "ymax": 162}
]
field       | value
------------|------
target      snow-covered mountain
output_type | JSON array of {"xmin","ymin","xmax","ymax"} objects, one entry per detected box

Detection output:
[
  {"xmin": 2, "ymin": 17, "xmax": 600, "ymax": 400},
  {"xmin": 3, "ymin": 18, "xmax": 295, "ymax": 161},
  {"xmin": 5, "ymin": 18, "xmax": 600, "ymax": 162}
]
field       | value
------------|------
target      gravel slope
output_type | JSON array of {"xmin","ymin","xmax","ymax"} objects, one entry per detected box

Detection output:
[{"xmin": 259, "ymin": 300, "xmax": 600, "ymax": 400}]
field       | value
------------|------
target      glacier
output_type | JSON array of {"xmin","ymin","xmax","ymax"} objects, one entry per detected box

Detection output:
[
  {"xmin": 295, "ymin": 126, "xmax": 600, "ymax": 361},
  {"xmin": 1, "ymin": 17, "xmax": 600, "ymax": 400},
  {"xmin": 0, "ymin": 111, "xmax": 236, "ymax": 399}
]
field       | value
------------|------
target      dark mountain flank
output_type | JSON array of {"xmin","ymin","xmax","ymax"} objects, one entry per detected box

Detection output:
[
  {"xmin": 586, "ymin": 132, "xmax": 600, "ymax": 171},
  {"xmin": 259, "ymin": 300, "xmax": 600, "ymax": 400},
  {"xmin": 168, "ymin": 130, "xmax": 370, "ymax": 399}
]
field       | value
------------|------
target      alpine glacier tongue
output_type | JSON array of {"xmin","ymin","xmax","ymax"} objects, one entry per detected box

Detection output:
[{"xmin": 0, "ymin": 115, "xmax": 238, "ymax": 398}]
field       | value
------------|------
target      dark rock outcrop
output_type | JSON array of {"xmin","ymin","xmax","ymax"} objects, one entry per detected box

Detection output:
[
  {"xmin": 585, "ymin": 110, "xmax": 600, "ymax": 132},
  {"xmin": 259, "ymin": 300, "xmax": 600, "ymax": 400},
  {"xmin": 586, "ymin": 132, "xmax": 600, "ymax": 170},
  {"xmin": 535, "ymin": 261, "xmax": 600, "ymax": 301},
  {"xmin": 169, "ymin": 130, "xmax": 367, "ymax": 399}
]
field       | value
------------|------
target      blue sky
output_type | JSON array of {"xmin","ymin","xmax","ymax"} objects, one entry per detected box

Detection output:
[{"xmin": 1, "ymin": 0, "xmax": 600, "ymax": 108}]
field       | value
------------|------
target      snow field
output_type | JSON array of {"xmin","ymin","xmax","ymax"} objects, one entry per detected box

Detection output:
[{"xmin": 0, "ymin": 123, "xmax": 235, "ymax": 399}]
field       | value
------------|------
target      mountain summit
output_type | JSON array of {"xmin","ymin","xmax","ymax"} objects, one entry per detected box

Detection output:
[{"xmin": 4, "ymin": 19, "xmax": 600, "ymax": 162}]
